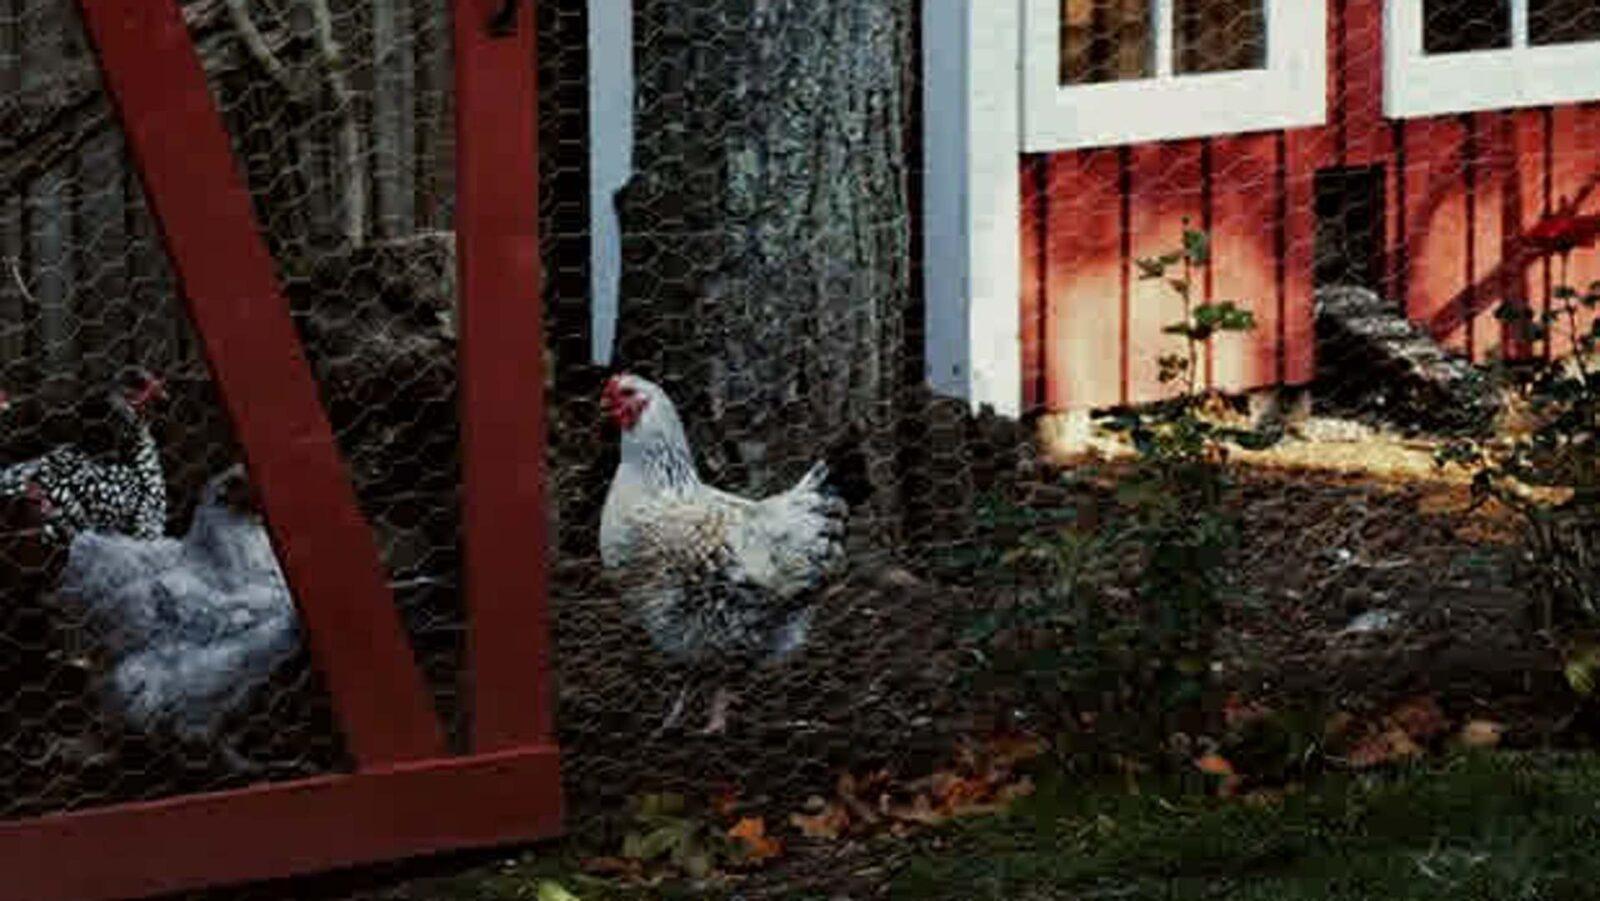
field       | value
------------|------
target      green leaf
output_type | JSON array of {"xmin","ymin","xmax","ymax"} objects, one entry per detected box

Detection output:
[
  {"xmin": 1194, "ymin": 301, "xmax": 1256, "ymax": 332},
  {"xmin": 682, "ymin": 851, "xmax": 713, "ymax": 879},
  {"xmin": 538, "ymin": 880, "xmax": 582, "ymax": 901},
  {"xmin": 1566, "ymin": 652, "xmax": 1598, "ymax": 697},
  {"xmin": 1496, "ymin": 303, "xmax": 1533, "ymax": 323},
  {"xmin": 1556, "ymin": 285, "xmax": 1580, "ymax": 300},
  {"xmin": 1183, "ymin": 228, "xmax": 1211, "ymax": 266},
  {"xmin": 1136, "ymin": 252, "xmax": 1183, "ymax": 280},
  {"xmin": 637, "ymin": 824, "xmax": 687, "ymax": 860}
]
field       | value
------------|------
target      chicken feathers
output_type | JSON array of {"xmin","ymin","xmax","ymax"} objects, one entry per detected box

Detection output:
[{"xmin": 599, "ymin": 374, "xmax": 856, "ymax": 666}]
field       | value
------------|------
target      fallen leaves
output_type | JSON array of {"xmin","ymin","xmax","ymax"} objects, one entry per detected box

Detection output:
[
  {"xmin": 727, "ymin": 817, "xmax": 782, "ymax": 861},
  {"xmin": 789, "ymin": 799, "xmax": 851, "ymax": 839},
  {"xmin": 1458, "ymin": 719, "xmax": 1505, "ymax": 749},
  {"xmin": 787, "ymin": 733, "xmax": 1046, "ymax": 843},
  {"xmin": 1194, "ymin": 753, "xmax": 1243, "ymax": 797},
  {"xmin": 1335, "ymin": 696, "xmax": 1508, "ymax": 770}
]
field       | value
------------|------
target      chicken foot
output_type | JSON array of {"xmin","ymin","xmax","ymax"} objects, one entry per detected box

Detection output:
[
  {"xmin": 654, "ymin": 682, "xmax": 697, "ymax": 737},
  {"xmin": 701, "ymin": 686, "xmax": 737, "ymax": 735}
]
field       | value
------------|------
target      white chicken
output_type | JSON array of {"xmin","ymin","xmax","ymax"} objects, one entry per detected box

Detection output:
[
  {"xmin": 599, "ymin": 373, "xmax": 867, "ymax": 734},
  {"xmin": 55, "ymin": 464, "xmax": 298, "ymax": 771}
]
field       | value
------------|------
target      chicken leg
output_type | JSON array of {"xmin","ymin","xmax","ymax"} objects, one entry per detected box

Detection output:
[
  {"xmin": 653, "ymin": 682, "xmax": 697, "ymax": 737},
  {"xmin": 701, "ymin": 686, "xmax": 737, "ymax": 735}
]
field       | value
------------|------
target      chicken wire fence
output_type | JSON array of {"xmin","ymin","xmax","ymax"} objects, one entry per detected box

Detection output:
[{"xmin": 2, "ymin": 0, "xmax": 1600, "ymax": 863}]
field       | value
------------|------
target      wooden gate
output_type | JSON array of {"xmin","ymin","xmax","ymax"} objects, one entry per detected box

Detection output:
[{"xmin": 0, "ymin": 0, "xmax": 561, "ymax": 897}]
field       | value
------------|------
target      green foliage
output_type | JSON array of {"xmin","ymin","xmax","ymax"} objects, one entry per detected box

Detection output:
[
  {"xmin": 617, "ymin": 793, "xmax": 737, "ymax": 879},
  {"xmin": 1443, "ymin": 268, "xmax": 1600, "ymax": 660},
  {"xmin": 895, "ymin": 752, "xmax": 1600, "ymax": 900},
  {"xmin": 963, "ymin": 225, "xmax": 1272, "ymax": 758}
]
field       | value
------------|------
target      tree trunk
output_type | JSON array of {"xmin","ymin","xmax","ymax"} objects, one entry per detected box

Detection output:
[{"xmin": 613, "ymin": 0, "xmax": 915, "ymax": 532}]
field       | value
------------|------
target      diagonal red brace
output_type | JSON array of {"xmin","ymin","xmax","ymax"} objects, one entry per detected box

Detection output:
[{"xmin": 74, "ymin": 0, "xmax": 444, "ymax": 765}]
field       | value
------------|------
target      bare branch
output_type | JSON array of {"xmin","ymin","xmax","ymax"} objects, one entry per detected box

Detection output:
[
  {"xmin": 6, "ymin": 257, "xmax": 38, "ymax": 308},
  {"xmin": 223, "ymin": 0, "xmax": 303, "ymax": 98},
  {"xmin": 305, "ymin": 0, "xmax": 368, "ymax": 245}
]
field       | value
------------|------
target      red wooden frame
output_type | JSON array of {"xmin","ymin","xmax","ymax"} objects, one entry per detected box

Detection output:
[{"xmin": 0, "ymin": 1, "xmax": 562, "ymax": 897}]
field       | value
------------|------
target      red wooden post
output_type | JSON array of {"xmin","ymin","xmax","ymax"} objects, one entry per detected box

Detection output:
[
  {"xmin": 454, "ymin": 0, "xmax": 556, "ymax": 751},
  {"xmin": 72, "ymin": 0, "xmax": 444, "ymax": 765}
]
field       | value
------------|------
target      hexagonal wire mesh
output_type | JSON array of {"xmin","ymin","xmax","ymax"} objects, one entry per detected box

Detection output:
[{"xmin": 6, "ymin": 0, "xmax": 1600, "ymax": 878}]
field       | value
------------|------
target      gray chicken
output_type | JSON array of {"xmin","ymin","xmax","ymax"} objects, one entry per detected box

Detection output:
[{"xmin": 56, "ymin": 465, "xmax": 298, "ymax": 771}]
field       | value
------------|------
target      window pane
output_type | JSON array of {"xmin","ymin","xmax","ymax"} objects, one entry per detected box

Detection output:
[
  {"xmin": 1060, "ymin": 0, "xmax": 1154, "ymax": 85},
  {"xmin": 1530, "ymin": 0, "xmax": 1600, "ymax": 45},
  {"xmin": 1176, "ymin": 0, "xmax": 1266, "ymax": 74},
  {"xmin": 1423, "ymin": 0, "xmax": 1511, "ymax": 54}
]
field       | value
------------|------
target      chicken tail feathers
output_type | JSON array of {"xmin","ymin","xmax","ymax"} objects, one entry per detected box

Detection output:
[{"xmin": 815, "ymin": 426, "xmax": 873, "ymax": 508}]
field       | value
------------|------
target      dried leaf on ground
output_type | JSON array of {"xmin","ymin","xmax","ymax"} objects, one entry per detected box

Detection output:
[
  {"xmin": 579, "ymin": 857, "xmax": 643, "ymax": 877},
  {"xmin": 728, "ymin": 816, "xmax": 783, "ymax": 861},
  {"xmin": 1347, "ymin": 726, "xmax": 1423, "ymax": 768},
  {"xmin": 1458, "ymin": 719, "xmax": 1505, "ymax": 748},
  {"xmin": 1195, "ymin": 754, "xmax": 1244, "ymax": 797},
  {"xmin": 790, "ymin": 800, "xmax": 851, "ymax": 840},
  {"xmin": 1389, "ymin": 696, "xmax": 1450, "ymax": 740}
]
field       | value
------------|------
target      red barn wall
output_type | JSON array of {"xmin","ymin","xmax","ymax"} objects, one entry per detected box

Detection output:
[{"xmin": 1024, "ymin": 0, "xmax": 1600, "ymax": 411}]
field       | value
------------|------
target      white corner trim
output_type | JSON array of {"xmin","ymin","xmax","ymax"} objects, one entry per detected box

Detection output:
[
  {"xmin": 588, "ymin": 0, "xmax": 633, "ymax": 365},
  {"xmin": 1385, "ymin": 1, "xmax": 1600, "ymax": 118},
  {"xmin": 1022, "ymin": 0, "xmax": 1326, "ymax": 151},
  {"xmin": 923, "ymin": 0, "xmax": 1024, "ymax": 417}
]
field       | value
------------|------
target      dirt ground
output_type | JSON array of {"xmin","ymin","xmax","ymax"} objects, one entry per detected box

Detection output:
[{"xmin": 183, "ymin": 421, "xmax": 1598, "ymax": 899}]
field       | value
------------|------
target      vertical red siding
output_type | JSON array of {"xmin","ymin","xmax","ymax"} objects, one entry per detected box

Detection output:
[
  {"xmin": 1504, "ymin": 109, "xmax": 1548, "ymax": 360},
  {"xmin": 1403, "ymin": 116, "xmax": 1471, "ymax": 353},
  {"xmin": 1283, "ymin": 128, "xmax": 1331, "ymax": 386},
  {"xmin": 1209, "ymin": 134, "xmax": 1283, "ymax": 391},
  {"xmin": 1127, "ymin": 144, "xmax": 1205, "ymax": 400},
  {"xmin": 1471, "ymin": 111, "xmax": 1517, "ymax": 360},
  {"xmin": 1032, "ymin": 2, "xmax": 1600, "ymax": 409},
  {"xmin": 1546, "ymin": 104, "xmax": 1600, "ymax": 357},
  {"xmin": 1021, "ymin": 156, "xmax": 1046, "ymax": 411},
  {"xmin": 1043, "ymin": 150, "xmax": 1126, "ymax": 410},
  {"xmin": 1339, "ymin": 0, "xmax": 1388, "ymax": 166}
]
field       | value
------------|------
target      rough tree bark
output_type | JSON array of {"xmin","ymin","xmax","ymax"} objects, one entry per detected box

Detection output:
[{"xmin": 612, "ymin": 0, "xmax": 916, "ymax": 531}]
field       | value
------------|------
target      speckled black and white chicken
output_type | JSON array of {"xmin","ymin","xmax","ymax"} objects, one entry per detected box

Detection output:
[
  {"xmin": 0, "ymin": 367, "xmax": 168, "ymax": 546},
  {"xmin": 599, "ymin": 373, "xmax": 869, "ymax": 734},
  {"xmin": 55, "ymin": 464, "xmax": 298, "ymax": 770}
]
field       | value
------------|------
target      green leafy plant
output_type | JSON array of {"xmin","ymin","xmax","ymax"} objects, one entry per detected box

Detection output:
[
  {"xmin": 617, "ymin": 793, "xmax": 738, "ymax": 879},
  {"xmin": 963, "ymin": 225, "xmax": 1270, "ymax": 761},
  {"xmin": 1442, "ymin": 268, "xmax": 1600, "ymax": 696}
]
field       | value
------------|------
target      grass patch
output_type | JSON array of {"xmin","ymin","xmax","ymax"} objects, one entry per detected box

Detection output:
[
  {"xmin": 345, "ymin": 752, "xmax": 1600, "ymax": 899},
  {"xmin": 894, "ymin": 752, "xmax": 1600, "ymax": 900}
]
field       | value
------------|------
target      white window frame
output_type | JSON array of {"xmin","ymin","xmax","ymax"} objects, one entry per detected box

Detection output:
[
  {"xmin": 1022, "ymin": 0, "xmax": 1327, "ymax": 151},
  {"xmin": 1385, "ymin": 1, "xmax": 1600, "ymax": 118}
]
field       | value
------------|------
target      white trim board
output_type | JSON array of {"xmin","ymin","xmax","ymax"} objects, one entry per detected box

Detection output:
[
  {"xmin": 1021, "ymin": 0, "xmax": 1327, "ymax": 151},
  {"xmin": 922, "ymin": 0, "xmax": 1024, "ymax": 416},
  {"xmin": 587, "ymin": 0, "xmax": 632, "ymax": 365},
  {"xmin": 1385, "ymin": 1, "xmax": 1600, "ymax": 118}
]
